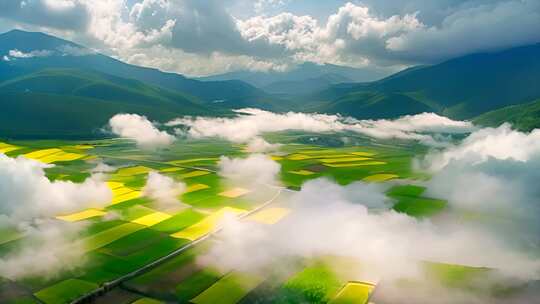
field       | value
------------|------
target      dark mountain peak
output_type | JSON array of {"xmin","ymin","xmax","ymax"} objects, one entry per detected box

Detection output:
[{"xmin": 0, "ymin": 29, "xmax": 81, "ymax": 55}]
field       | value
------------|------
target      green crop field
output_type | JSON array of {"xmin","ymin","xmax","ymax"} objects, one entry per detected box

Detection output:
[{"xmin": 0, "ymin": 131, "xmax": 532, "ymax": 304}]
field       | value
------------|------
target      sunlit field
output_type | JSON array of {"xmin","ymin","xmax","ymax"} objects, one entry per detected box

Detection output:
[{"xmin": 0, "ymin": 130, "xmax": 533, "ymax": 304}]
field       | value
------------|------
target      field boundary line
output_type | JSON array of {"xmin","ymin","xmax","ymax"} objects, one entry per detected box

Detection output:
[{"xmin": 71, "ymin": 186, "xmax": 285, "ymax": 304}]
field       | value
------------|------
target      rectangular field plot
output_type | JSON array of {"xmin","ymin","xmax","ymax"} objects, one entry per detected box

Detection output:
[
  {"xmin": 111, "ymin": 191, "xmax": 141, "ymax": 205},
  {"xmin": 23, "ymin": 148, "xmax": 62, "ymax": 159},
  {"xmin": 0, "ymin": 142, "xmax": 21, "ymax": 154},
  {"xmin": 160, "ymin": 167, "xmax": 184, "ymax": 173},
  {"xmin": 321, "ymin": 157, "xmax": 372, "ymax": 163},
  {"xmin": 115, "ymin": 166, "xmax": 153, "ymax": 176},
  {"xmin": 392, "ymin": 196, "xmax": 446, "ymax": 218},
  {"xmin": 281, "ymin": 262, "xmax": 343, "ymax": 304},
  {"xmin": 34, "ymin": 279, "xmax": 97, "ymax": 304},
  {"xmin": 386, "ymin": 185, "xmax": 426, "ymax": 198},
  {"xmin": 124, "ymin": 246, "xmax": 210, "ymax": 299},
  {"xmin": 174, "ymin": 269, "xmax": 222, "ymax": 302},
  {"xmin": 350, "ymin": 151, "xmax": 376, "ymax": 156},
  {"xmin": 132, "ymin": 297, "xmax": 163, "ymax": 304},
  {"xmin": 132, "ymin": 212, "xmax": 172, "ymax": 227},
  {"xmin": 151, "ymin": 209, "xmax": 205, "ymax": 234},
  {"xmin": 289, "ymin": 169, "xmax": 315, "ymax": 175},
  {"xmin": 170, "ymin": 207, "xmax": 247, "ymax": 240},
  {"xmin": 38, "ymin": 151, "xmax": 85, "ymax": 163},
  {"xmin": 180, "ymin": 170, "xmax": 212, "ymax": 179},
  {"xmin": 81, "ymin": 222, "xmax": 145, "ymax": 252},
  {"xmin": 219, "ymin": 187, "xmax": 251, "ymax": 198},
  {"xmin": 329, "ymin": 281, "xmax": 375, "ymax": 304},
  {"xmin": 362, "ymin": 173, "xmax": 399, "ymax": 182},
  {"xmin": 190, "ymin": 271, "xmax": 265, "ymax": 304},
  {"xmin": 56, "ymin": 208, "xmax": 107, "ymax": 222},
  {"xmin": 324, "ymin": 161, "xmax": 386, "ymax": 168},
  {"xmin": 185, "ymin": 183, "xmax": 210, "ymax": 193},
  {"xmin": 100, "ymin": 229, "xmax": 170, "ymax": 257}
]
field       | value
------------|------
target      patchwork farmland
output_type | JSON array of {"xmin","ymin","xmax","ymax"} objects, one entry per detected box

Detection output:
[{"xmin": 0, "ymin": 134, "xmax": 527, "ymax": 304}]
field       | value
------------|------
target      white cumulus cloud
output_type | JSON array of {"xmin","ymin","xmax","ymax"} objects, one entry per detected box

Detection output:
[
  {"xmin": 8, "ymin": 48, "xmax": 53, "ymax": 58},
  {"xmin": 202, "ymin": 178, "xmax": 540, "ymax": 284},
  {"xmin": 0, "ymin": 154, "xmax": 111, "ymax": 220},
  {"xmin": 168, "ymin": 108, "xmax": 474, "ymax": 146},
  {"xmin": 143, "ymin": 171, "xmax": 186, "ymax": 209},
  {"xmin": 0, "ymin": 153, "xmax": 112, "ymax": 279},
  {"xmin": 218, "ymin": 154, "xmax": 281, "ymax": 187},
  {"xmin": 109, "ymin": 113, "xmax": 175, "ymax": 148}
]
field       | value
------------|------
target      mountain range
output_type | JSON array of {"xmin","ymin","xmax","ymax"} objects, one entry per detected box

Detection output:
[
  {"xmin": 308, "ymin": 43, "xmax": 540, "ymax": 120},
  {"xmin": 198, "ymin": 62, "xmax": 391, "ymax": 95},
  {"xmin": 1, "ymin": 29, "xmax": 539, "ymax": 138}
]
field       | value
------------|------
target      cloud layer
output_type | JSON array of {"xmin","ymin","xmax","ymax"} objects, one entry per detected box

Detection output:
[
  {"xmin": 421, "ymin": 124, "xmax": 540, "ymax": 235},
  {"xmin": 109, "ymin": 113, "xmax": 175, "ymax": 148},
  {"xmin": 2, "ymin": 1, "xmax": 539, "ymax": 76},
  {"xmin": 202, "ymin": 178, "xmax": 540, "ymax": 284},
  {"xmin": 169, "ymin": 108, "xmax": 474, "ymax": 146}
]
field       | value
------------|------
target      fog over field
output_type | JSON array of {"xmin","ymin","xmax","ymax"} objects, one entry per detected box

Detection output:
[{"xmin": 0, "ymin": 155, "xmax": 112, "ymax": 279}]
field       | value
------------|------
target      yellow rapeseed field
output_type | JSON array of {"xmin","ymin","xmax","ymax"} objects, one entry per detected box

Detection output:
[
  {"xmin": 323, "ymin": 161, "xmax": 387, "ymax": 168},
  {"xmin": 171, "ymin": 206, "xmax": 246, "ymax": 240},
  {"xmin": 321, "ymin": 157, "xmax": 371, "ymax": 163},
  {"xmin": 289, "ymin": 170, "xmax": 315, "ymax": 175},
  {"xmin": 287, "ymin": 154, "xmax": 312, "ymax": 160},
  {"xmin": 56, "ymin": 209, "xmax": 107, "ymax": 222},
  {"xmin": 180, "ymin": 170, "xmax": 211, "ymax": 178},
  {"xmin": 38, "ymin": 152, "xmax": 85, "ymax": 163},
  {"xmin": 160, "ymin": 167, "xmax": 185, "ymax": 173},
  {"xmin": 362, "ymin": 174, "xmax": 399, "ymax": 182},
  {"xmin": 107, "ymin": 181, "xmax": 124, "ymax": 190},
  {"xmin": 0, "ymin": 142, "xmax": 21, "ymax": 154},
  {"xmin": 132, "ymin": 212, "xmax": 172, "ymax": 226},
  {"xmin": 329, "ymin": 281, "xmax": 375, "ymax": 304},
  {"xmin": 185, "ymin": 183, "xmax": 210, "ymax": 193},
  {"xmin": 111, "ymin": 191, "xmax": 141, "ymax": 205},
  {"xmin": 219, "ymin": 187, "xmax": 251, "ymax": 198},
  {"xmin": 350, "ymin": 151, "xmax": 376, "ymax": 156},
  {"xmin": 116, "ymin": 166, "xmax": 152, "ymax": 176},
  {"xmin": 24, "ymin": 148, "xmax": 63, "ymax": 159}
]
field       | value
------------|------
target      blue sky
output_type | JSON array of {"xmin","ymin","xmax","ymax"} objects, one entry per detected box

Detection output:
[{"xmin": 1, "ymin": 0, "xmax": 539, "ymax": 77}]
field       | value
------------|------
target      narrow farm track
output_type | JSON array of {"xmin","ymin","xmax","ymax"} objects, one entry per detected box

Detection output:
[{"xmin": 72, "ymin": 185, "xmax": 288, "ymax": 304}]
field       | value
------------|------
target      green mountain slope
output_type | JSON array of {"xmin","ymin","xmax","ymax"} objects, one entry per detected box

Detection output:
[
  {"xmin": 0, "ymin": 69, "xmax": 224, "ymax": 139},
  {"xmin": 319, "ymin": 91, "xmax": 435, "ymax": 119},
  {"xmin": 0, "ymin": 30, "xmax": 280, "ymax": 109},
  {"xmin": 198, "ymin": 62, "xmax": 390, "ymax": 88},
  {"xmin": 313, "ymin": 44, "xmax": 540, "ymax": 119},
  {"xmin": 474, "ymin": 99, "xmax": 540, "ymax": 131}
]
